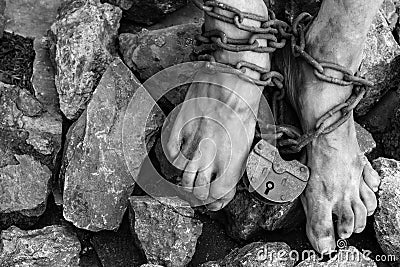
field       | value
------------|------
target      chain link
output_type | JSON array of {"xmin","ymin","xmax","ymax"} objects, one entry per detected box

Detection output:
[{"xmin": 192, "ymin": 0, "xmax": 374, "ymax": 154}]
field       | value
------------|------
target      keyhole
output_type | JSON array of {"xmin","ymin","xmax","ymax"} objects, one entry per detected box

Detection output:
[{"xmin": 264, "ymin": 181, "xmax": 274, "ymax": 195}]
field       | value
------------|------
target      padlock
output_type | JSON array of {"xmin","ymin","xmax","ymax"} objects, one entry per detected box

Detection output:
[{"xmin": 246, "ymin": 139, "xmax": 310, "ymax": 204}]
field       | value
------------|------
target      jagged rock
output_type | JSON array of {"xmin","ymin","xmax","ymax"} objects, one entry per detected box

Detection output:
[
  {"xmin": 200, "ymin": 242, "xmax": 295, "ymax": 267},
  {"xmin": 0, "ymin": 0, "xmax": 5, "ymax": 38},
  {"xmin": 355, "ymin": 123, "xmax": 376, "ymax": 155},
  {"xmin": 50, "ymin": 0, "xmax": 121, "ymax": 120},
  {"xmin": 0, "ymin": 155, "xmax": 51, "ymax": 226},
  {"xmin": 297, "ymin": 246, "xmax": 376, "ymax": 267},
  {"xmin": 0, "ymin": 225, "xmax": 81, "ymax": 266},
  {"xmin": 356, "ymin": 11, "xmax": 400, "ymax": 116},
  {"xmin": 372, "ymin": 158, "xmax": 400, "ymax": 265},
  {"xmin": 90, "ymin": 219, "xmax": 146, "ymax": 267},
  {"xmin": 62, "ymin": 59, "xmax": 163, "ymax": 231},
  {"xmin": 382, "ymin": 104, "xmax": 400, "ymax": 160},
  {"xmin": 380, "ymin": 0, "xmax": 399, "ymax": 29},
  {"xmin": 0, "ymin": 81, "xmax": 61, "ymax": 228},
  {"xmin": 119, "ymin": 22, "xmax": 201, "ymax": 81},
  {"xmin": 3, "ymin": 0, "xmax": 64, "ymax": 38},
  {"xmin": 107, "ymin": 0, "xmax": 188, "ymax": 25},
  {"xmin": 129, "ymin": 196, "xmax": 203, "ymax": 267},
  {"xmin": 140, "ymin": 265, "xmax": 164, "ymax": 267}
]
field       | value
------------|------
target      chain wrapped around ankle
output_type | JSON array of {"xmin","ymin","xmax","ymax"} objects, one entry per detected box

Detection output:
[{"xmin": 192, "ymin": 0, "xmax": 374, "ymax": 155}]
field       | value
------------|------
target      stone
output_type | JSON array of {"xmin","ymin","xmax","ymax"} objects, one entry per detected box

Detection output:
[
  {"xmin": 382, "ymin": 104, "xmax": 400, "ymax": 160},
  {"xmin": 372, "ymin": 157, "xmax": 400, "ymax": 265},
  {"xmin": 119, "ymin": 22, "xmax": 201, "ymax": 81},
  {"xmin": 90, "ymin": 219, "xmax": 146, "ymax": 267},
  {"xmin": 0, "ymin": 0, "xmax": 5, "ymax": 38},
  {"xmin": 62, "ymin": 58, "xmax": 163, "ymax": 231},
  {"xmin": 0, "ymin": 225, "xmax": 80, "ymax": 266},
  {"xmin": 107, "ymin": 0, "xmax": 188, "ymax": 25},
  {"xmin": 50, "ymin": 0, "xmax": 122, "ymax": 120},
  {"xmin": 223, "ymin": 189, "xmax": 304, "ymax": 241},
  {"xmin": 296, "ymin": 246, "xmax": 376, "ymax": 267},
  {"xmin": 200, "ymin": 242, "xmax": 295, "ymax": 267},
  {"xmin": 0, "ymin": 81, "xmax": 61, "ymax": 228},
  {"xmin": 129, "ymin": 196, "xmax": 203, "ymax": 267},
  {"xmin": 356, "ymin": 11, "xmax": 400, "ymax": 116},
  {"xmin": 380, "ymin": 0, "xmax": 399, "ymax": 30},
  {"xmin": 140, "ymin": 265, "xmax": 164, "ymax": 267},
  {"xmin": 355, "ymin": 123, "xmax": 376, "ymax": 155},
  {"xmin": 4, "ymin": 0, "xmax": 64, "ymax": 39},
  {"xmin": 0, "ymin": 155, "xmax": 51, "ymax": 223}
]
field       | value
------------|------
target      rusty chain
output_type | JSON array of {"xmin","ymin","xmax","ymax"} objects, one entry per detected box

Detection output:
[{"xmin": 192, "ymin": 0, "xmax": 374, "ymax": 154}]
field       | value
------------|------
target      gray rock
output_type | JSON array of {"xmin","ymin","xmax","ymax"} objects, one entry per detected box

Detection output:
[
  {"xmin": 140, "ymin": 265, "xmax": 164, "ymax": 267},
  {"xmin": 356, "ymin": 11, "xmax": 400, "ymax": 116},
  {"xmin": 119, "ymin": 22, "xmax": 201, "ymax": 81},
  {"xmin": 0, "ymin": 0, "xmax": 5, "ymax": 38},
  {"xmin": 4, "ymin": 0, "xmax": 64, "ymax": 39},
  {"xmin": 129, "ymin": 196, "xmax": 203, "ymax": 267},
  {"xmin": 200, "ymin": 242, "xmax": 295, "ymax": 267},
  {"xmin": 62, "ymin": 58, "xmax": 162, "ymax": 231},
  {"xmin": 0, "ymin": 225, "xmax": 81, "ymax": 266},
  {"xmin": 380, "ymin": 0, "xmax": 399, "ymax": 30},
  {"xmin": 107, "ymin": 0, "xmax": 188, "ymax": 25},
  {"xmin": 50, "ymin": 0, "xmax": 121, "ymax": 120},
  {"xmin": 372, "ymin": 157, "xmax": 400, "ymax": 265},
  {"xmin": 382, "ymin": 104, "xmax": 400, "ymax": 160},
  {"xmin": 355, "ymin": 123, "xmax": 376, "ymax": 155},
  {"xmin": 0, "ymin": 81, "xmax": 61, "ymax": 227},
  {"xmin": 0, "ymin": 155, "xmax": 51, "ymax": 218},
  {"xmin": 223, "ymin": 189, "xmax": 304, "ymax": 240},
  {"xmin": 296, "ymin": 246, "xmax": 376, "ymax": 267}
]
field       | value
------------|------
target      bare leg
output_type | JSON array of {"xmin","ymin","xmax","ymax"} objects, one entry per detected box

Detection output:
[
  {"xmin": 284, "ymin": 0, "xmax": 382, "ymax": 253},
  {"xmin": 166, "ymin": 0, "xmax": 270, "ymax": 210}
]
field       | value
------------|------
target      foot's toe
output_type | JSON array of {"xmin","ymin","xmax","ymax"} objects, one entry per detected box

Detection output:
[
  {"xmin": 193, "ymin": 166, "xmax": 212, "ymax": 200},
  {"xmin": 336, "ymin": 203, "xmax": 355, "ymax": 239},
  {"xmin": 303, "ymin": 199, "xmax": 336, "ymax": 254},
  {"xmin": 360, "ymin": 180, "xmax": 378, "ymax": 216},
  {"xmin": 363, "ymin": 160, "xmax": 381, "ymax": 192},
  {"xmin": 352, "ymin": 200, "xmax": 368, "ymax": 233}
]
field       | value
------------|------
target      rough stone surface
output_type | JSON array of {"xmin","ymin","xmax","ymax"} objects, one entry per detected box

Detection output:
[
  {"xmin": 296, "ymin": 246, "xmax": 376, "ymax": 266},
  {"xmin": 0, "ymin": 0, "xmax": 5, "ymax": 38},
  {"xmin": 4, "ymin": 0, "xmax": 65, "ymax": 39},
  {"xmin": 223, "ymin": 189, "xmax": 304, "ymax": 241},
  {"xmin": 107, "ymin": 0, "xmax": 188, "ymax": 25},
  {"xmin": 200, "ymin": 242, "xmax": 295, "ymax": 267},
  {"xmin": 0, "ymin": 81, "xmax": 61, "ymax": 228},
  {"xmin": 380, "ymin": 0, "xmax": 399, "ymax": 30},
  {"xmin": 62, "ymin": 59, "xmax": 162, "ymax": 231},
  {"xmin": 355, "ymin": 123, "xmax": 376, "ymax": 155},
  {"xmin": 0, "ymin": 225, "xmax": 81, "ymax": 266},
  {"xmin": 382, "ymin": 104, "xmax": 400, "ymax": 160},
  {"xmin": 129, "ymin": 196, "xmax": 203, "ymax": 267},
  {"xmin": 372, "ymin": 157, "xmax": 400, "ymax": 265},
  {"xmin": 356, "ymin": 11, "xmax": 400, "ymax": 116},
  {"xmin": 51, "ymin": 0, "xmax": 122, "ymax": 120},
  {"xmin": 119, "ymin": 22, "xmax": 201, "ymax": 81},
  {"xmin": 90, "ymin": 219, "xmax": 146, "ymax": 267}
]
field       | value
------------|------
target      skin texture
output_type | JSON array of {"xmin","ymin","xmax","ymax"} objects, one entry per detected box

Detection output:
[{"xmin": 166, "ymin": 0, "xmax": 382, "ymax": 254}]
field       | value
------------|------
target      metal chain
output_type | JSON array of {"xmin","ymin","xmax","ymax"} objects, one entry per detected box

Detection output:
[{"xmin": 192, "ymin": 0, "xmax": 374, "ymax": 155}]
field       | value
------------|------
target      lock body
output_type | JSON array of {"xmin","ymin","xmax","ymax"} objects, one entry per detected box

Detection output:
[{"xmin": 246, "ymin": 139, "xmax": 310, "ymax": 204}]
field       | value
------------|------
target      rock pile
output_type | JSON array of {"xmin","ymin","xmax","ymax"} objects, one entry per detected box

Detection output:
[{"xmin": 0, "ymin": 0, "xmax": 400, "ymax": 266}]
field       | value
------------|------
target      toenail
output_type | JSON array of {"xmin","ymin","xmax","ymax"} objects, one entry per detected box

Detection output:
[
  {"xmin": 317, "ymin": 237, "xmax": 334, "ymax": 254},
  {"xmin": 354, "ymin": 227, "xmax": 365, "ymax": 234},
  {"xmin": 339, "ymin": 232, "xmax": 352, "ymax": 239}
]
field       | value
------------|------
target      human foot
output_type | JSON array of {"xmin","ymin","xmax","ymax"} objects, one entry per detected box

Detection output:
[
  {"xmin": 164, "ymin": 0, "xmax": 270, "ymax": 210},
  {"xmin": 281, "ymin": 0, "xmax": 382, "ymax": 253}
]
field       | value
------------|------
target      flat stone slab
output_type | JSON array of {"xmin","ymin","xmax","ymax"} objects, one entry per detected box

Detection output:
[{"xmin": 4, "ymin": 0, "xmax": 65, "ymax": 39}]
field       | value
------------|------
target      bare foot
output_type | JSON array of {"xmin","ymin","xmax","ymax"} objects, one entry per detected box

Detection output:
[
  {"xmin": 165, "ymin": 0, "xmax": 270, "ymax": 210},
  {"xmin": 282, "ymin": 0, "xmax": 382, "ymax": 253}
]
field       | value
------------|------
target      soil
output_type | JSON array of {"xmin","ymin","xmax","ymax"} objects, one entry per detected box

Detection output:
[{"xmin": 0, "ymin": 32, "xmax": 35, "ymax": 94}]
